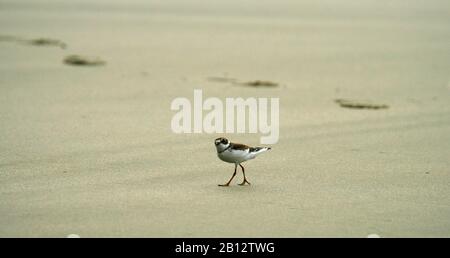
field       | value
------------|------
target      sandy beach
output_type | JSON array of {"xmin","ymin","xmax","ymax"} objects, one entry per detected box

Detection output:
[{"xmin": 1, "ymin": 0, "xmax": 449, "ymax": 237}]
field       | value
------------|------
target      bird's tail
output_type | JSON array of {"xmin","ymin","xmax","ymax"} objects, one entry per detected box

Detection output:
[{"xmin": 249, "ymin": 147, "xmax": 271, "ymax": 156}]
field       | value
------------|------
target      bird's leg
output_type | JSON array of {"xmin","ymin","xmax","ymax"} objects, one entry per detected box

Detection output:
[
  {"xmin": 218, "ymin": 164, "xmax": 237, "ymax": 187},
  {"xmin": 238, "ymin": 164, "xmax": 251, "ymax": 185}
]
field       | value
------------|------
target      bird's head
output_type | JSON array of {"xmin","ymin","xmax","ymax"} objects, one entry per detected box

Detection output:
[{"xmin": 215, "ymin": 137, "xmax": 230, "ymax": 151}]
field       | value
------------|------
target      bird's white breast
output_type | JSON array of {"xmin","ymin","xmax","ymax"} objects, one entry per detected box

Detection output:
[{"xmin": 218, "ymin": 149, "xmax": 254, "ymax": 164}]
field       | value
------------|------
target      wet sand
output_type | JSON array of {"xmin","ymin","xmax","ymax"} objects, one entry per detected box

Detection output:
[{"xmin": 0, "ymin": 0, "xmax": 449, "ymax": 237}]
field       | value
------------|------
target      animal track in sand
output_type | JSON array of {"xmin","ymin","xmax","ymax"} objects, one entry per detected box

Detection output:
[
  {"xmin": 334, "ymin": 99, "xmax": 389, "ymax": 110},
  {"xmin": 27, "ymin": 38, "xmax": 67, "ymax": 49},
  {"xmin": 63, "ymin": 55, "xmax": 106, "ymax": 66},
  {"xmin": 238, "ymin": 80, "xmax": 279, "ymax": 88},
  {"xmin": 0, "ymin": 35, "xmax": 67, "ymax": 49},
  {"xmin": 207, "ymin": 76, "xmax": 279, "ymax": 88}
]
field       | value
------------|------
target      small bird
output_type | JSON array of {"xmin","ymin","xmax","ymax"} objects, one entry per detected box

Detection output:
[{"xmin": 214, "ymin": 137, "xmax": 271, "ymax": 186}]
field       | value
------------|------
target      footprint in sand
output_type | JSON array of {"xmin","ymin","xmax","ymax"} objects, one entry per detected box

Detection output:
[
  {"xmin": 238, "ymin": 80, "xmax": 279, "ymax": 88},
  {"xmin": 335, "ymin": 99, "xmax": 389, "ymax": 110},
  {"xmin": 0, "ymin": 35, "xmax": 67, "ymax": 49},
  {"xmin": 63, "ymin": 55, "xmax": 106, "ymax": 66},
  {"xmin": 27, "ymin": 38, "xmax": 67, "ymax": 49},
  {"xmin": 207, "ymin": 76, "xmax": 279, "ymax": 88}
]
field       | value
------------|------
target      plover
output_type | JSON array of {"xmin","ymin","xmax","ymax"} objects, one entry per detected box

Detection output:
[{"xmin": 214, "ymin": 137, "xmax": 271, "ymax": 186}]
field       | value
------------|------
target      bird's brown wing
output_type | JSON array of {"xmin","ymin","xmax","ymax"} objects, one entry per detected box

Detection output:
[{"xmin": 231, "ymin": 143, "xmax": 250, "ymax": 151}]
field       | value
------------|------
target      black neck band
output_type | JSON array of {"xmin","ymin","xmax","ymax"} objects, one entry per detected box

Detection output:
[{"xmin": 218, "ymin": 144, "xmax": 231, "ymax": 154}]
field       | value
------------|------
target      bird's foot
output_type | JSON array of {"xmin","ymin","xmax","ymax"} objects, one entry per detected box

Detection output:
[
  {"xmin": 218, "ymin": 183, "xmax": 230, "ymax": 187},
  {"xmin": 238, "ymin": 181, "xmax": 251, "ymax": 186}
]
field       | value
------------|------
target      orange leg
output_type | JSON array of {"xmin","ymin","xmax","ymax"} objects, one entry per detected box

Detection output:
[
  {"xmin": 219, "ymin": 164, "xmax": 237, "ymax": 187},
  {"xmin": 238, "ymin": 164, "xmax": 251, "ymax": 185}
]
